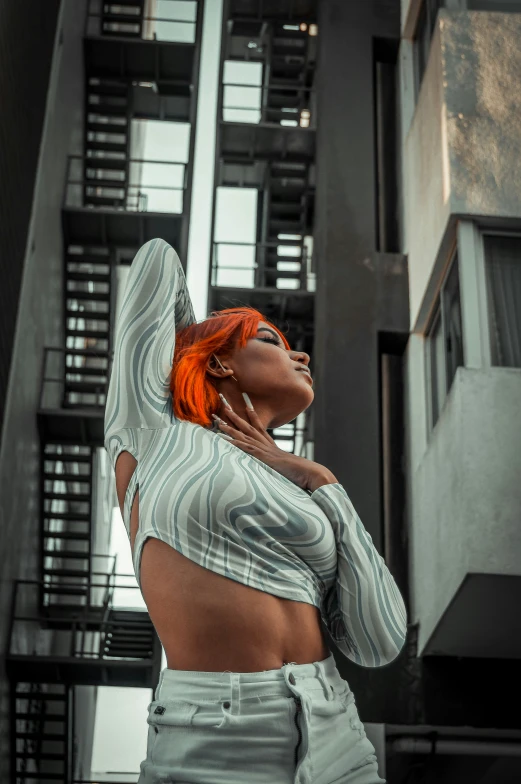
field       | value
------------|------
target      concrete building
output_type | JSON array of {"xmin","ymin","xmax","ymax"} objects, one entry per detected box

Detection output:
[{"xmin": 0, "ymin": 0, "xmax": 520, "ymax": 782}]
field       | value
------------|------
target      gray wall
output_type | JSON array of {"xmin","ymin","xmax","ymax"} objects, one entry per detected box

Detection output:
[
  {"xmin": 0, "ymin": 0, "xmax": 61, "ymax": 440},
  {"xmin": 313, "ymin": 0, "xmax": 413, "ymax": 723},
  {"xmin": 403, "ymin": 10, "xmax": 521, "ymax": 329},
  {"xmin": 0, "ymin": 0, "xmax": 86, "ymax": 774}
]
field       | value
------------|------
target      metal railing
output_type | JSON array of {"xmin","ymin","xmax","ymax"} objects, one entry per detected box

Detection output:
[
  {"xmin": 211, "ymin": 240, "xmax": 316, "ymax": 291},
  {"xmin": 85, "ymin": 0, "xmax": 198, "ymax": 44},
  {"xmin": 8, "ymin": 576, "xmax": 153, "ymax": 662},
  {"xmin": 39, "ymin": 347, "xmax": 113, "ymax": 411},
  {"xmin": 221, "ymin": 82, "xmax": 316, "ymax": 128},
  {"xmin": 64, "ymin": 155, "xmax": 187, "ymax": 214}
]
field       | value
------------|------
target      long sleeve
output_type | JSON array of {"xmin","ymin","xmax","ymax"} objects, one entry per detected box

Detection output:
[
  {"xmin": 104, "ymin": 238, "xmax": 196, "ymax": 441},
  {"xmin": 311, "ymin": 482, "xmax": 407, "ymax": 667}
]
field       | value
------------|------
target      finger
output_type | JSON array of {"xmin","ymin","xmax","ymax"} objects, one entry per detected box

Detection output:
[
  {"xmin": 244, "ymin": 407, "xmax": 276, "ymax": 444},
  {"xmin": 215, "ymin": 420, "xmax": 259, "ymax": 445},
  {"xmin": 220, "ymin": 406, "xmax": 270, "ymax": 444}
]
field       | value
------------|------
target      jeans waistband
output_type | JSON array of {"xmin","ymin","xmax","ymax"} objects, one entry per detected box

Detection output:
[{"xmin": 154, "ymin": 654, "xmax": 343, "ymax": 705}]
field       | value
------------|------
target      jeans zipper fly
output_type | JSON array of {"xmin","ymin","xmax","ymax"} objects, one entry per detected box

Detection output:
[{"xmin": 293, "ymin": 696, "xmax": 302, "ymax": 767}]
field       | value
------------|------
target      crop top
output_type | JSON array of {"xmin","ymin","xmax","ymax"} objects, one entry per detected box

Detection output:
[{"xmin": 104, "ymin": 237, "xmax": 407, "ymax": 667}]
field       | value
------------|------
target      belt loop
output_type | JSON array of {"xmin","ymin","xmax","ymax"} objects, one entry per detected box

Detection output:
[
  {"xmin": 230, "ymin": 672, "xmax": 240, "ymax": 715},
  {"xmin": 154, "ymin": 669, "xmax": 165, "ymax": 701},
  {"xmin": 315, "ymin": 660, "xmax": 332, "ymax": 701}
]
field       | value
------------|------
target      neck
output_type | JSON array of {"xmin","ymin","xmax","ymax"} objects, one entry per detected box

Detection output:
[{"xmin": 216, "ymin": 382, "xmax": 273, "ymax": 430}]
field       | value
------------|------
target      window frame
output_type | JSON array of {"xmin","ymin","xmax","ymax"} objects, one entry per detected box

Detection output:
[
  {"xmin": 479, "ymin": 228, "xmax": 521, "ymax": 368},
  {"xmin": 425, "ymin": 247, "xmax": 463, "ymax": 431}
]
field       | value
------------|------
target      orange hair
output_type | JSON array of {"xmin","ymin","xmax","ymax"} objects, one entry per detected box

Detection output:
[{"xmin": 171, "ymin": 307, "xmax": 290, "ymax": 427}]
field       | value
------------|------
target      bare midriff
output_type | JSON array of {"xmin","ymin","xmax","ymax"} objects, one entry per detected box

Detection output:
[{"xmin": 116, "ymin": 451, "xmax": 330, "ymax": 673}]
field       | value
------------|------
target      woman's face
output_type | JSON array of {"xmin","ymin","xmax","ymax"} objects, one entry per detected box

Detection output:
[{"xmin": 225, "ymin": 321, "xmax": 314, "ymax": 428}]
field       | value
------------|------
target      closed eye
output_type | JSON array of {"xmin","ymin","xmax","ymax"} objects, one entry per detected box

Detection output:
[{"xmin": 258, "ymin": 336, "xmax": 281, "ymax": 347}]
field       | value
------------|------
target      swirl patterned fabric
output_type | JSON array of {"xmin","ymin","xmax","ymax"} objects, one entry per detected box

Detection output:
[{"xmin": 104, "ymin": 238, "xmax": 407, "ymax": 667}]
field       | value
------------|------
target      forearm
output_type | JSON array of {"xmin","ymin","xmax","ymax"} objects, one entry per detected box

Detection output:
[{"xmin": 310, "ymin": 482, "xmax": 407, "ymax": 666}]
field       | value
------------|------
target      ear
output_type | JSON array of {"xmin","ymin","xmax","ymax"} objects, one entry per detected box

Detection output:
[{"xmin": 206, "ymin": 355, "xmax": 234, "ymax": 380}]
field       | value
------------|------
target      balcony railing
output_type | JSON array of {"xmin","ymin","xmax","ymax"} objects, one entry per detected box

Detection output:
[
  {"xmin": 220, "ymin": 82, "xmax": 316, "ymax": 128},
  {"xmin": 211, "ymin": 240, "xmax": 316, "ymax": 291},
  {"xmin": 8, "ymin": 576, "xmax": 154, "ymax": 663},
  {"xmin": 85, "ymin": 0, "xmax": 198, "ymax": 44},
  {"xmin": 64, "ymin": 155, "xmax": 187, "ymax": 214},
  {"xmin": 39, "ymin": 347, "xmax": 113, "ymax": 411}
]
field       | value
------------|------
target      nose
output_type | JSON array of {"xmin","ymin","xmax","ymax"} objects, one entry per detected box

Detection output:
[{"xmin": 292, "ymin": 350, "xmax": 310, "ymax": 366}]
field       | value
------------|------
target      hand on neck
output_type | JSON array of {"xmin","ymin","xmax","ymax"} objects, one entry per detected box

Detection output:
[{"xmin": 216, "ymin": 381, "xmax": 272, "ymax": 430}]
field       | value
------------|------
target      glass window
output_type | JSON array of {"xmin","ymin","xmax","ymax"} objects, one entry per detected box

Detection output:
[
  {"xmin": 427, "ymin": 252, "xmax": 464, "ymax": 429},
  {"xmin": 483, "ymin": 235, "xmax": 521, "ymax": 367}
]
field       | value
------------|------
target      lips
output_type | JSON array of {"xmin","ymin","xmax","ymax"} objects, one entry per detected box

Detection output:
[{"xmin": 297, "ymin": 367, "xmax": 313, "ymax": 382}]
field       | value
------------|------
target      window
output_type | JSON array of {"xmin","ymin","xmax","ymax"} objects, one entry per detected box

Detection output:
[
  {"xmin": 427, "ymin": 252, "xmax": 464, "ymax": 428},
  {"xmin": 414, "ymin": 0, "xmax": 443, "ymax": 95},
  {"xmin": 483, "ymin": 234, "xmax": 521, "ymax": 368}
]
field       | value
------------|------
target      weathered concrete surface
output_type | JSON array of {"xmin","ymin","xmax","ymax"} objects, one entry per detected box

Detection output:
[
  {"xmin": 404, "ymin": 11, "xmax": 521, "ymax": 329},
  {"xmin": 408, "ymin": 366, "xmax": 521, "ymax": 657}
]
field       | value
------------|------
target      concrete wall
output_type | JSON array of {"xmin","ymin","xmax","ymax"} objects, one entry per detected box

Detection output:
[
  {"xmin": 0, "ymin": 0, "xmax": 86, "ymax": 774},
  {"xmin": 403, "ymin": 10, "xmax": 521, "ymax": 330},
  {"xmin": 408, "ymin": 366, "xmax": 521, "ymax": 654}
]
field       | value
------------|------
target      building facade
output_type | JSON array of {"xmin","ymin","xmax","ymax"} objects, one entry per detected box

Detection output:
[{"xmin": 0, "ymin": 0, "xmax": 520, "ymax": 782}]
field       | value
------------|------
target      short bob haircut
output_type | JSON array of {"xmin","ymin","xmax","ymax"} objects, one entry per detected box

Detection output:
[{"xmin": 171, "ymin": 306, "xmax": 290, "ymax": 428}]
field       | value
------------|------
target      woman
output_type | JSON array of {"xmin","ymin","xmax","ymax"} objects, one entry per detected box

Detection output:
[{"xmin": 104, "ymin": 237, "xmax": 407, "ymax": 784}]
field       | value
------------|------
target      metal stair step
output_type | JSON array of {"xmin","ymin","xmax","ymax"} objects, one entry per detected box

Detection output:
[
  {"xmin": 64, "ymin": 380, "xmax": 107, "ymax": 393},
  {"xmin": 65, "ymin": 366, "xmax": 108, "ymax": 379},
  {"xmin": 84, "ymin": 156, "xmax": 128, "ymax": 172},
  {"xmin": 43, "ymin": 491, "xmax": 90, "ymax": 501},
  {"xmin": 87, "ymin": 101, "xmax": 128, "ymax": 117},
  {"xmin": 15, "ymin": 692, "xmax": 66, "ymax": 701},
  {"xmin": 43, "ymin": 585, "xmax": 89, "ymax": 596},
  {"xmin": 83, "ymin": 195, "xmax": 126, "ymax": 207},
  {"xmin": 87, "ymin": 120, "xmax": 128, "ymax": 134},
  {"xmin": 44, "ymin": 531, "xmax": 90, "ymax": 541},
  {"xmin": 67, "ymin": 272, "xmax": 110, "ymax": 284},
  {"xmin": 65, "ymin": 306, "xmax": 109, "ymax": 324},
  {"xmin": 66, "ymin": 253, "xmax": 111, "ymax": 265},
  {"xmin": 87, "ymin": 80, "xmax": 128, "ymax": 96},
  {"xmin": 43, "ymin": 511, "xmax": 91, "ymax": 520},
  {"xmin": 66, "ymin": 290, "xmax": 111, "ymax": 302},
  {"xmin": 66, "ymin": 328, "xmax": 109, "ymax": 338},
  {"xmin": 44, "ymin": 471, "xmax": 91, "ymax": 482},
  {"xmin": 16, "ymin": 731, "xmax": 66, "ymax": 741},
  {"xmin": 43, "ymin": 568, "xmax": 90, "ymax": 578},
  {"xmin": 43, "ymin": 549, "xmax": 90, "ymax": 560},
  {"xmin": 86, "ymin": 140, "xmax": 127, "ymax": 152}
]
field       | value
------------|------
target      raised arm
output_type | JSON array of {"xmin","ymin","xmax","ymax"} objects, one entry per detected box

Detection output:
[
  {"xmin": 104, "ymin": 238, "xmax": 196, "ymax": 437},
  {"xmin": 311, "ymin": 482, "xmax": 408, "ymax": 667}
]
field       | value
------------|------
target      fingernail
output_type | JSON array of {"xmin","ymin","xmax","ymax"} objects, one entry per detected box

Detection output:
[
  {"xmin": 219, "ymin": 393, "xmax": 232, "ymax": 410},
  {"xmin": 212, "ymin": 413, "xmax": 225, "ymax": 423},
  {"xmin": 242, "ymin": 392, "xmax": 254, "ymax": 410}
]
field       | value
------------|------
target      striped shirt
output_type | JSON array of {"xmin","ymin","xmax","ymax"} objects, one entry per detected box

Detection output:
[{"xmin": 104, "ymin": 238, "xmax": 407, "ymax": 667}]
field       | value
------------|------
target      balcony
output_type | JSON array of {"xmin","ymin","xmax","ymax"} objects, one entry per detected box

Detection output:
[
  {"xmin": 228, "ymin": 0, "xmax": 317, "ymax": 22},
  {"xmin": 37, "ymin": 347, "xmax": 111, "ymax": 445},
  {"xmin": 219, "ymin": 82, "xmax": 316, "ymax": 162},
  {"xmin": 6, "ymin": 576, "xmax": 161, "ymax": 687},
  {"xmin": 84, "ymin": 0, "xmax": 200, "ymax": 93},
  {"xmin": 410, "ymin": 367, "xmax": 521, "ymax": 659},
  {"xmin": 62, "ymin": 154, "xmax": 186, "ymax": 248}
]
